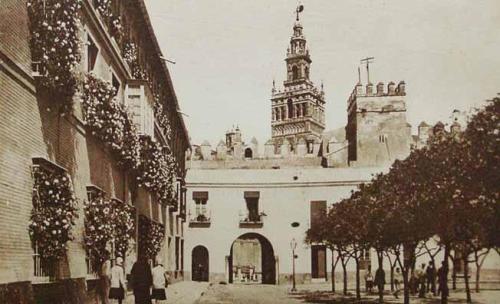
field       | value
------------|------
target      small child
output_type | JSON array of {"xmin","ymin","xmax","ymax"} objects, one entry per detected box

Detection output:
[{"xmin": 151, "ymin": 257, "xmax": 168, "ymax": 303}]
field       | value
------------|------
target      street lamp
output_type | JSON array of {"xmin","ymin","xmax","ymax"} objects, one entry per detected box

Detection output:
[{"xmin": 290, "ymin": 238, "xmax": 297, "ymax": 292}]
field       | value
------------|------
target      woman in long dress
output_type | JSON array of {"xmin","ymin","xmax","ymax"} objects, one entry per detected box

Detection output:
[{"xmin": 130, "ymin": 255, "xmax": 153, "ymax": 304}]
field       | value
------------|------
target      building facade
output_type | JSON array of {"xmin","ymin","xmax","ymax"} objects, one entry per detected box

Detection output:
[
  {"xmin": 184, "ymin": 8, "xmax": 500, "ymax": 287},
  {"xmin": 0, "ymin": 0, "xmax": 189, "ymax": 302}
]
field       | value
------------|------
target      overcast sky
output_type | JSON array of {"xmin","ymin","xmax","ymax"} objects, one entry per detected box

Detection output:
[{"xmin": 145, "ymin": 0, "xmax": 500, "ymax": 146}]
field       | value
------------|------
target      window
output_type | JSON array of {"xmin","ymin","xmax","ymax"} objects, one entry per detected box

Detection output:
[
  {"xmin": 244, "ymin": 192, "xmax": 260, "ymax": 222},
  {"xmin": 307, "ymin": 141, "xmax": 314, "ymax": 154},
  {"xmin": 292, "ymin": 66, "xmax": 299, "ymax": 80},
  {"xmin": 193, "ymin": 192, "xmax": 209, "ymax": 222},
  {"xmin": 379, "ymin": 134, "xmax": 388, "ymax": 143},
  {"xmin": 33, "ymin": 244, "xmax": 52, "ymax": 279},
  {"xmin": 287, "ymin": 99, "xmax": 294, "ymax": 119},
  {"xmin": 112, "ymin": 73, "xmax": 120, "ymax": 97},
  {"xmin": 310, "ymin": 201, "xmax": 326, "ymax": 230},
  {"xmin": 87, "ymin": 36, "xmax": 98, "ymax": 72}
]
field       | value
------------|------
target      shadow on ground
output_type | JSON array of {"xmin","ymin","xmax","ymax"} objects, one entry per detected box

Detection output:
[{"xmin": 289, "ymin": 290, "xmax": 474, "ymax": 304}]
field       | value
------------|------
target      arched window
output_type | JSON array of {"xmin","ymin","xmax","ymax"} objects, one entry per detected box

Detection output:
[
  {"xmin": 281, "ymin": 106, "xmax": 286, "ymax": 120},
  {"xmin": 287, "ymin": 99, "xmax": 294, "ymax": 119},
  {"xmin": 292, "ymin": 66, "xmax": 299, "ymax": 80},
  {"xmin": 305, "ymin": 66, "xmax": 309, "ymax": 79}
]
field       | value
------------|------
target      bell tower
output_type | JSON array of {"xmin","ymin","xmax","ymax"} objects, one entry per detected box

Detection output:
[{"xmin": 271, "ymin": 5, "xmax": 325, "ymax": 150}]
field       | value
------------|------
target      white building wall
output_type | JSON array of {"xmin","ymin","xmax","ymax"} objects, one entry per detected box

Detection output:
[{"xmin": 184, "ymin": 167, "xmax": 383, "ymax": 283}]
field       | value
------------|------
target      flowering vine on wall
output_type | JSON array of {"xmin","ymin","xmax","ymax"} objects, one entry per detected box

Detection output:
[
  {"xmin": 82, "ymin": 73, "xmax": 141, "ymax": 169},
  {"xmin": 83, "ymin": 193, "xmax": 114, "ymax": 270},
  {"xmin": 94, "ymin": 0, "xmax": 122, "ymax": 40},
  {"xmin": 122, "ymin": 41, "xmax": 148, "ymax": 80},
  {"xmin": 153, "ymin": 95, "xmax": 173, "ymax": 142},
  {"xmin": 113, "ymin": 200, "xmax": 135, "ymax": 258},
  {"xmin": 139, "ymin": 216, "xmax": 165, "ymax": 260},
  {"xmin": 84, "ymin": 194, "xmax": 135, "ymax": 270},
  {"xmin": 29, "ymin": 166, "xmax": 78, "ymax": 261},
  {"xmin": 137, "ymin": 136, "xmax": 177, "ymax": 205},
  {"xmin": 27, "ymin": 0, "xmax": 82, "ymax": 110}
]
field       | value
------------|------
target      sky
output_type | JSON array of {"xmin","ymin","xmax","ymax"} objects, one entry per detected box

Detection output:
[{"xmin": 145, "ymin": 0, "xmax": 500, "ymax": 146}]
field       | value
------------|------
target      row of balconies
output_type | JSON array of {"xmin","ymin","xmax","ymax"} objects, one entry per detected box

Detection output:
[{"xmin": 188, "ymin": 210, "xmax": 265, "ymax": 228}]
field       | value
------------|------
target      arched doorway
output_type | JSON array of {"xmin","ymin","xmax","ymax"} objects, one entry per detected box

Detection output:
[
  {"xmin": 244, "ymin": 148, "xmax": 253, "ymax": 158},
  {"xmin": 228, "ymin": 233, "xmax": 276, "ymax": 284},
  {"xmin": 192, "ymin": 246, "xmax": 209, "ymax": 281}
]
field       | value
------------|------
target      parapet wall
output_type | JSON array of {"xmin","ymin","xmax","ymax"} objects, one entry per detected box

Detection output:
[
  {"xmin": 188, "ymin": 157, "xmax": 323, "ymax": 170},
  {"xmin": 348, "ymin": 81, "xmax": 406, "ymax": 108}
]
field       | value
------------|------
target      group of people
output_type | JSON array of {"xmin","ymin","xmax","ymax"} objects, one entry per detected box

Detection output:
[
  {"xmin": 364, "ymin": 261, "xmax": 449, "ymax": 299},
  {"xmin": 99, "ymin": 251, "xmax": 170, "ymax": 304}
]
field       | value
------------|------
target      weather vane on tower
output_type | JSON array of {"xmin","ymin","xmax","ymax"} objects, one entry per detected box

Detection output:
[{"xmin": 296, "ymin": 3, "xmax": 304, "ymax": 21}]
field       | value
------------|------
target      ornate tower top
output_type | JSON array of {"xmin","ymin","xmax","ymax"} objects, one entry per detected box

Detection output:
[{"xmin": 270, "ymin": 4, "xmax": 326, "ymax": 148}]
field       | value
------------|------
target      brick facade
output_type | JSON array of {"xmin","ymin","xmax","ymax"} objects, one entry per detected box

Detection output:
[{"xmin": 0, "ymin": 1, "xmax": 189, "ymax": 302}]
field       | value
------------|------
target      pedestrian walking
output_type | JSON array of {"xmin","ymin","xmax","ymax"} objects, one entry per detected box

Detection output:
[
  {"xmin": 109, "ymin": 257, "xmax": 126, "ymax": 304},
  {"xmin": 130, "ymin": 255, "xmax": 153, "ymax": 304},
  {"xmin": 99, "ymin": 250, "xmax": 112, "ymax": 304},
  {"xmin": 409, "ymin": 270, "xmax": 418, "ymax": 295},
  {"xmin": 374, "ymin": 267, "xmax": 386, "ymax": 293},
  {"xmin": 437, "ymin": 261, "xmax": 449, "ymax": 298},
  {"xmin": 151, "ymin": 257, "xmax": 168, "ymax": 303},
  {"xmin": 364, "ymin": 267, "xmax": 374, "ymax": 293},
  {"xmin": 426, "ymin": 261, "xmax": 436, "ymax": 295},
  {"xmin": 393, "ymin": 267, "xmax": 402, "ymax": 299},
  {"xmin": 416, "ymin": 263, "xmax": 426, "ymax": 298}
]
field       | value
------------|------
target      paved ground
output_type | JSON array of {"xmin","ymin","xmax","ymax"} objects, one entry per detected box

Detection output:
[
  {"xmin": 194, "ymin": 284, "xmax": 303, "ymax": 304},
  {"xmin": 194, "ymin": 283, "xmax": 500, "ymax": 304},
  {"xmin": 124, "ymin": 281, "xmax": 209, "ymax": 304},
  {"xmin": 120, "ymin": 281, "xmax": 499, "ymax": 304}
]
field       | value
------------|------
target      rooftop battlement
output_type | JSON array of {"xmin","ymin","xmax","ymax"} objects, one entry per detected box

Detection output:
[{"xmin": 348, "ymin": 81, "xmax": 406, "ymax": 106}]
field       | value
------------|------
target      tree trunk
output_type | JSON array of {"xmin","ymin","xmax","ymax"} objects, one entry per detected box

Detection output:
[
  {"xmin": 441, "ymin": 244, "xmax": 450, "ymax": 304},
  {"xmin": 355, "ymin": 256, "xmax": 361, "ymax": 300},
  {"xmin": 331, "ymin": 249, "xmax": 336, "ymax": 293},
  {"xmin": 475, "ymin": 264, "xmax": 481, "ymax": 293},
  {"xmin": 377, "ymin": 250, "xmax": 384, "ymax": 303},
  {"xmin": 463, "ymin": 255, "xmax": 472, "ymax": 303},
  {"xmin": 390, "ymin": 264, "xmax": 395, "ymax": 292},
  {"xmin": 452, "ymin": 265, "xmax": 457, "ymax": 290},
  {"xmin": 341, "ymin": 257, "xmax": 348, "ymax": 296},
  {"xmin": 402, "ymin": 268, "xmax": 410, "ymax": 304}
]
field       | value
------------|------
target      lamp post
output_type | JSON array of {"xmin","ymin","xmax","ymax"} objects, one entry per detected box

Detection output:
[{"xmin": 290, "ymin": 238, "xmax": 297, "ymax": 292}]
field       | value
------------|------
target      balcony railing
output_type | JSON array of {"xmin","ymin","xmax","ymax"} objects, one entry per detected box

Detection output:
[
  {"xmin": 189, "ymin": 212, "xmax": 211, "ymax": 228},
  {"xmin": 239, "ymin": 211, "xmax": 264, "ymax": 228}
]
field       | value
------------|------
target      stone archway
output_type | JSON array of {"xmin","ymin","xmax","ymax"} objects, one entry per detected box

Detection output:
[
  {"xmin": 192, "ymin": 245, "xmax": 209, "ymax": 281},
  {"xmin": 228, "ymin": 233, "xmax": 276, "ymax": 284}
]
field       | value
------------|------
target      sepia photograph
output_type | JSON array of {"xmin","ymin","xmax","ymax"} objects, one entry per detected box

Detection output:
[{"xmin": 0, "ymin": 0, "xmax": 499, "ymax": 303}]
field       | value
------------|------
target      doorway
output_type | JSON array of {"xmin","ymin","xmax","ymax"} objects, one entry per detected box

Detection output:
[
  {"xmin": 192, "ymin": 245, "xmax": 209, "ymax": 281},
  {"xmin": 229, "ymin": 233, "xmax": 276, "ymax": 284}
]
